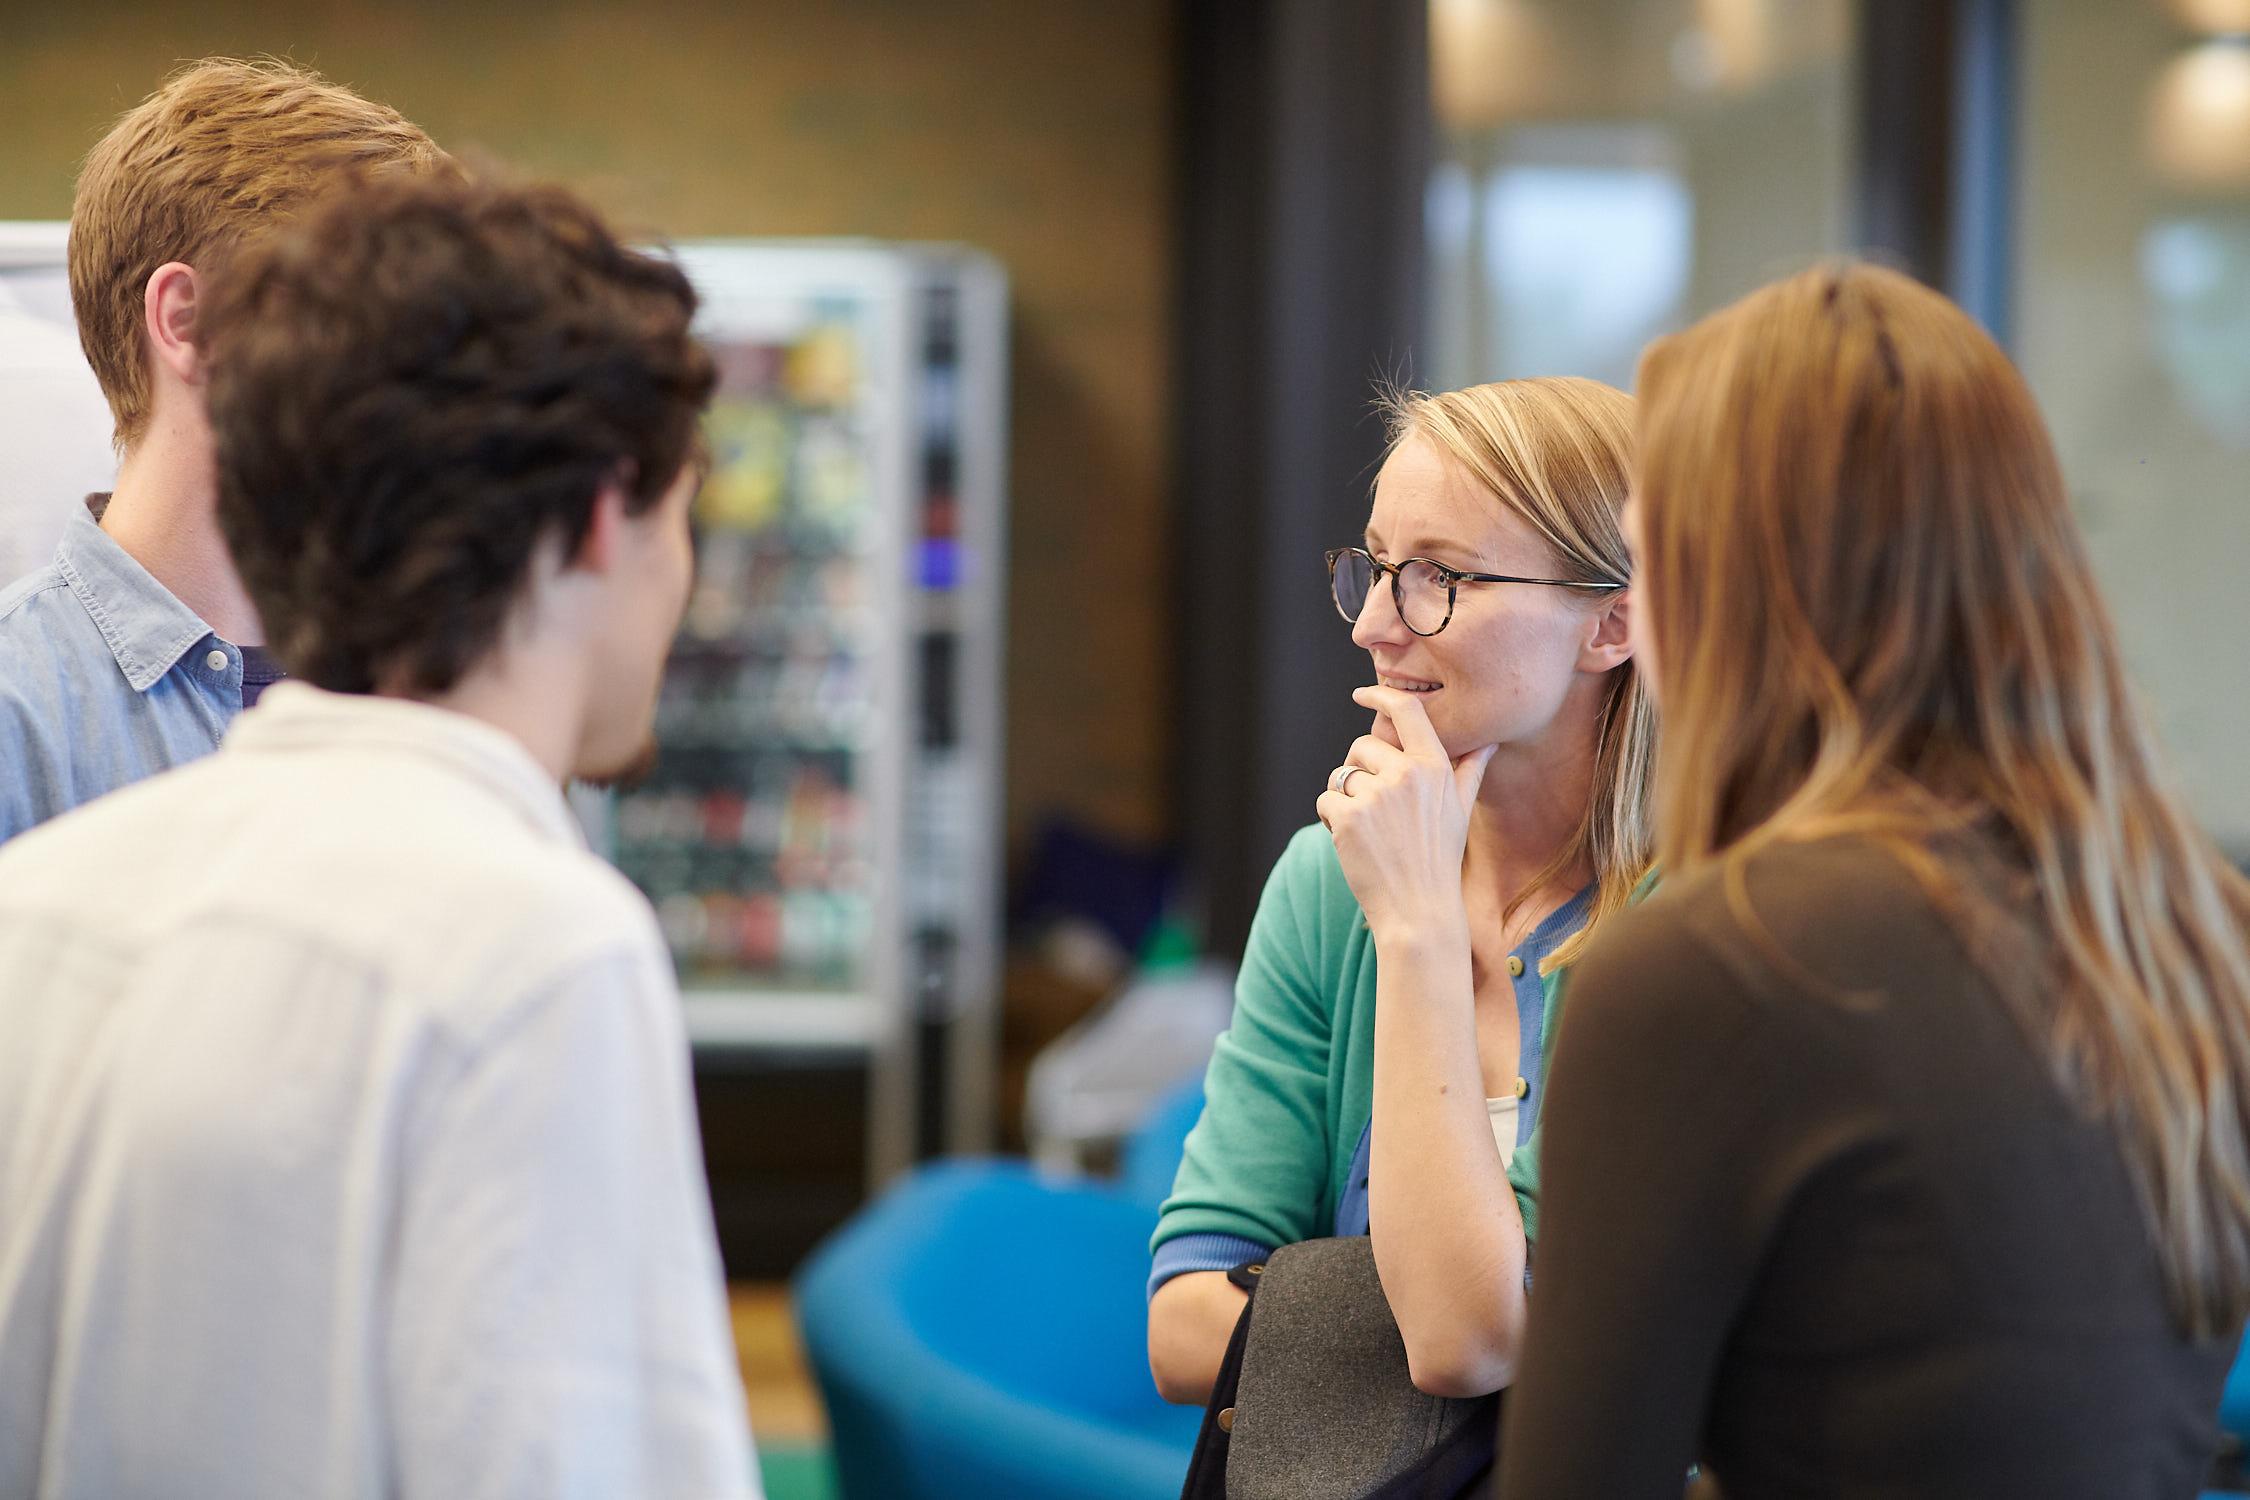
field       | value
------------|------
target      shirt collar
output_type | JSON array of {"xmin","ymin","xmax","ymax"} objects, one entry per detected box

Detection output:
[
  {"xmin": 225, "ymin": 682, "xmax": 588, "ymax": 849},
  {"xmin": 54, "ymin": 504, "xmax": 217, "ymax": 693}
]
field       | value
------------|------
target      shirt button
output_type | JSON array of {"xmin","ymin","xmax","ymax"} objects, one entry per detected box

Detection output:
[
  {"xmin": 205, "ymin": 648, "xmax": 230, "ymax": 672},
  {"xmin": 1507, "ymin": 955, "xmax": 1525, "ymax": 978}
]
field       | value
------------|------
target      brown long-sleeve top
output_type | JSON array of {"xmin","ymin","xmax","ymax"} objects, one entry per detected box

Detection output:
[{"xmin": 1499, "ymin": 834, "xmax": 2236, "ymax": 1500}]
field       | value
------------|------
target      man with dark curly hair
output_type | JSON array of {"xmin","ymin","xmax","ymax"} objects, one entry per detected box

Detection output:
[{"xmin": 0, "ymin": 174, "xmax": 759, "ymax": 1499}]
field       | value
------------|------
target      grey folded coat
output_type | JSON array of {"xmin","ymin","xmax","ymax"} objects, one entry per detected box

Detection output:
[{"xmin": 1223, "ymin": 1236, "xmax": 1497, "ymax": 1500}]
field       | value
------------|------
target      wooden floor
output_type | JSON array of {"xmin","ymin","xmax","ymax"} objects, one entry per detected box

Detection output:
[{"xmin": 731, "ymin": 1283, "xmax": 828, "ymax": 1446}]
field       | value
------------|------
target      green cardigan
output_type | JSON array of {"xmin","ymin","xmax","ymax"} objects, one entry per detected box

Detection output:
[{"xmin": 1151, "ymin": 825, "xmax": 1569, "ymax": 1274}]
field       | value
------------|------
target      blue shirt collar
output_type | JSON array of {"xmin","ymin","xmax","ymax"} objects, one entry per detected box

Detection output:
[{"xmin": 53, "ymin": 505, "xmax": 217, "ymax": 694}]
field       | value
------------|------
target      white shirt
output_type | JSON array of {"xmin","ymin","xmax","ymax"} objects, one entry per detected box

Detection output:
[
  {"xmin": 0, "ymin": 289, "xmax": 116, "ymax": 585},
  {"xmin": 0, "ymin": 684, "xmax": 759, "ymax": 1500}
]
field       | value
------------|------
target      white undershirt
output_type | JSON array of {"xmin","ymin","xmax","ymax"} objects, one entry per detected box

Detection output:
[{"xmin": 1488, "ymin": 1094, "xmax": 1520, "ymax": 1167}]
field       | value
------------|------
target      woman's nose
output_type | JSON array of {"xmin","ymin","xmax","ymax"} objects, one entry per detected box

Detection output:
[{"xmin": 1351, "ymin": 572, "xmax": 1410, "ymax": 650}]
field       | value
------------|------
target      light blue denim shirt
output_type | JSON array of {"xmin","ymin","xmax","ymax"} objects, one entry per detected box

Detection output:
[{"xmin": 0, "ymin": 503, "xmax": 244, "ymax": 844}]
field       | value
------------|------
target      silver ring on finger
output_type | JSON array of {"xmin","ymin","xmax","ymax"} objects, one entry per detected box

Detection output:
[{"xmin": 1329, "ymin": 764, "xmax": 1365, "ymax": 795}]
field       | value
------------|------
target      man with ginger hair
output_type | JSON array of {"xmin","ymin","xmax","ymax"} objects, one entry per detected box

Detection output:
[{"xmin": 0, "ymin": 58, "xmax": 451, "ymax": 843}]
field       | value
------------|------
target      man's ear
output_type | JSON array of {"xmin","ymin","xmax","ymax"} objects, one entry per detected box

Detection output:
[
  {"xmin": 1578, "ymin": 589, "xmax": 1634, "ymax": 674},
  {"xmin": 144, "ymin": 262, "xmax": 203, "ymax": 387},
  {"xmin": 567, "ymin": 476, "xmax": 635, "ymax": 575}
]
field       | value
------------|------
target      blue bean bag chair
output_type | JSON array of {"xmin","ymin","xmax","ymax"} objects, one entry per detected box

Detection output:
[
  {"xmin": 795, "ymin": 1083, "xmax": 1207, "ymax": 1500},
  {"xmin": 2206, "ymin": 1330, "xmax": 2250, "ymax": 1498}
]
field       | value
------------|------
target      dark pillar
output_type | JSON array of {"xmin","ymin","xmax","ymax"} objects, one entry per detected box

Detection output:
[
  {"xmin": 1856, "ymin": 0, "xmax": 2017, "ymax": 340},
  {"xmin": 1173, "ymin": 0, "xmax": 1430, "ymax": 955}
]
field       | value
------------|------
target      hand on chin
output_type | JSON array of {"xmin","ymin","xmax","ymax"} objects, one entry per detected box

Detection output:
[{"xmin": 1315, "ymin": 684, "xmax": 1498, "ymax": 940}]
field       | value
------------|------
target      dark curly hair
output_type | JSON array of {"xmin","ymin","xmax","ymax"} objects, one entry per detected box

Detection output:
[{"xmin": 199, "ymin": 173, "xmax": 714, "ymax": 695}]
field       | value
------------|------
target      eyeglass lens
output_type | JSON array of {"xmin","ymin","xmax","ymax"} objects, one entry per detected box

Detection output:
[{"xmin": 1331, "ymin": 551, "xmax": 1449, "ymax": 634}]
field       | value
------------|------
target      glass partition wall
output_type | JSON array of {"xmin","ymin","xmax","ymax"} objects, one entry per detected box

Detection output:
[
  {"xmin": 1426, "ymin": 0, "xmax": 1857, "ymax": 392},
  {"xmin": 2017, "ymin": 0, "xmax": 2250, "ymax": 858},
  {"xmin": 1428, "ymin": 0, "xmax": 2250, "ymax": 861}
]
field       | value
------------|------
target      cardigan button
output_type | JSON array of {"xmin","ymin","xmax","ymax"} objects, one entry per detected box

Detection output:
[
  {"xmin": 1218, "ymin": 1407, "xmax": 1236, "ymax": 1432},
  {"xmin": 1515, "ymin": 1076, "xmax": 1529, "ymax": 1099},
  {"xmin": 1507, "ymin": 955, "xmax": 1525, "ymax": 977}
]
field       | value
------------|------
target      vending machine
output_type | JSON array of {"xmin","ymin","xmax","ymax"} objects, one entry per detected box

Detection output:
[{"xmin": 599, "ymin": 241, "xmax": 1009, "ymax": 1189}]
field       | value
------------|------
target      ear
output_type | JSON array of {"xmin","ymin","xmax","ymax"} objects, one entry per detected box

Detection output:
[
  {"xmin": 565, "ymin": 475, "xmax": 635, "ymax": 576},
  {"xmin": 1577, "ymin": 589, "xmax": 1634, "ymax": 674},
  {"xmin": 143, "ymin": 262, "xmax": 204, "ymax": 387}
]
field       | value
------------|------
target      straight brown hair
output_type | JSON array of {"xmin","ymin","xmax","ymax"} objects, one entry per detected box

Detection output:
[{"xmin": 1635, "ymin": 262, "xmax": 2250, "ymax": 1337}]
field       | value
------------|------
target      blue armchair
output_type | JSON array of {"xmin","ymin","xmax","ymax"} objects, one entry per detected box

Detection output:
[
  {"xmin": 2207, "ymin": 1330, "xmax": 2250, "ymax": 1498},
  {"xmin": 794, "ymin": 1083, "xmax": 1207, "ymax": 1500}
]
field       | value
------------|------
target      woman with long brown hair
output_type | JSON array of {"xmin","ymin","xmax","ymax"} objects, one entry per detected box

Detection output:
[{"xmin": 1497, "ymin": 263, "xmax": 2250, "ymax": 1497}]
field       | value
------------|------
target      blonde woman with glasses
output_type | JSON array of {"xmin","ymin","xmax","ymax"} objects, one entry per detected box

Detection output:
[
  {"xmin": 1148, "ymin": 378, "xmax": 1656, "ymax": 1409},
  {"xmin": 1500, "ymin": 263, "xmax": 2250, "ymax": 1498}
]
